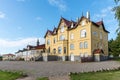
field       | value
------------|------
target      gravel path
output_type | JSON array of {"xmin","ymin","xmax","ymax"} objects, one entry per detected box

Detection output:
[{"xmin": 0, "ymin": 61, "xmax": 120, "ymax": 80}]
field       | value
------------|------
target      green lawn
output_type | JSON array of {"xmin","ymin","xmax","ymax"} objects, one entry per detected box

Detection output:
[
  {"xmin": 70, "ymin": 70, "xmax": 120, "ymax": 80},
  {"xmin": 0, "ymin": 70, "xmax": 24, "ymax": 80},
  {"xmin": 37, "ymin": 77, "xmax": 48, "ymax": 80}
]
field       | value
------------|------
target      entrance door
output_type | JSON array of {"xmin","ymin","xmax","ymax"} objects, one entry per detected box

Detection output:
[{"xmin": 71, "ymin": 54, "xmax": 74, "ymax": 61}]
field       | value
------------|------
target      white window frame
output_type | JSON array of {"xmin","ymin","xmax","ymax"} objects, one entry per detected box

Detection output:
[{"xmin": 80, "ymin": 29, "xmax": 87, "ymax": 38}]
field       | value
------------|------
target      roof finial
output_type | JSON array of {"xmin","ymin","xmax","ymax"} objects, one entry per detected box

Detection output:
[{"xmin": 82, "ymin": 12, "xmax": 83, "ymax": 16}]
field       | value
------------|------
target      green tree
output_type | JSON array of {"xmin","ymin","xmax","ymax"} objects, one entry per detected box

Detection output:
[
  {"xmin": 109, "ymin": 32, "xmax": 120, "ymax": 56},
  {"xmin": 113, "ymin": 0, "xmax": 120, "ymax": 32}
]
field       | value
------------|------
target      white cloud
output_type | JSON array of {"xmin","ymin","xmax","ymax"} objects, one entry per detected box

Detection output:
[
  {"xmin": 93, "ymin": 6, "xmax": 113, "ymax": 21},
  {"xmin": 36, "ymin": 17, "xmax": 42, "ymax": 21},
  {"xmin": 48, "ymin": 0, "xmax": 67, "ymax": 11},
  {"xmin": 0, "ymin": 37, "xmax": 45, "ymax": 54},
  {"xmin": 92, "ymin": 6, "xmax": 118, "ymax": 40},
  {"xmin": 0, "ymin": 12, "xmax": 5, "ymax": 19}
]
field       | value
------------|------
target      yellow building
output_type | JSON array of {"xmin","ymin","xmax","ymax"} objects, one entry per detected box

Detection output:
[{"xmin": 44, "ymin": 13, "xmax": 109, "ymax": 62}]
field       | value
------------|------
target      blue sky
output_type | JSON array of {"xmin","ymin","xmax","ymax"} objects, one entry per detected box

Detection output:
[{"xmin": 0, "ymin": 0, "xmax": 118, "ymax": 54}]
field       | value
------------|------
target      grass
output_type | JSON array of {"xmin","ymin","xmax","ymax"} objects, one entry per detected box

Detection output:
[
  {"xmin": 0, "ymin": 70, "xmax": 25, "ymax": 80},
  {"xmin": 70, "ymin": 70, "xmax": 120, "ymax": 80},
  {"xmin": 37, "ymin": 77, "xmax": 48, "ymax": 80}
]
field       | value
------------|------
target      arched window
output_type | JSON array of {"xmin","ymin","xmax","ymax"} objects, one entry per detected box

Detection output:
[
  {"xmin": 53, "ymin": 48, "xmax": 56, "ymax": 54},
  {"xmin": 61, "ymin": 26, "xmax": 64, "ymax": 32},
  {"xmin": 58, "ymin": 47, "xmax": 62, "ymax": 54},
  {"xmin": 47, "ymin": 39, "xmax": 50, "ymax": 45},
  {"xmin": 84, "ymin": 41, "xmax": 88, "ymax": 48},
  {"xmin": 79, "ymin": 42, "xmax": 83, "ymax": 49},
  {"xmin": 59, "ymin": 35, "xmax": 65, "ymax": 40},
  {"xmin": 70, "ymin": 44, "xmax": 74, "ymax": 50},
  {"xmin": 80, "ymin": 29, "xmax": 86, "ymax": 38}
]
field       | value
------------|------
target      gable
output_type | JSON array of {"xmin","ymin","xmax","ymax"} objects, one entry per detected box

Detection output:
[{"xmin": 77, "ymin": 16, "xmax": 90, "ymax": 27}]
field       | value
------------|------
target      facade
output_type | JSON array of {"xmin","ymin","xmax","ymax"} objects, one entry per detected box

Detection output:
[
  {"xmin": 44, "ymin": 13, "xmax": 109, "ymax": 61},
  {"xmin": 2, "ymin": 53, "xmax": 15, "ymax": 61},
  {"xmin": 15, "ymin": 40, "xmax": 45, "ymax": 61}
]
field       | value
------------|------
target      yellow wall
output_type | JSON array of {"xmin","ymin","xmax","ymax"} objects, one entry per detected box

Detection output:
[{"xmin": 45, "ymin": 17, "xmax": 108, "ymax": 58}]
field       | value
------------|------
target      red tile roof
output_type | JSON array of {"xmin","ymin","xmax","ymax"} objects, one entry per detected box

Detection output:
[
  {"xmin": 96, "ymin": 21, "xmax": 103, "ymax": 25},
  {"xmin": 27, "ymin": 44, "xmax": 45, "ymax": 50},
  {"xmin": 44, "ymin": 16, "xmax": 109, "ymax": 38},
  {"xmin": 94, "ymin": 49, "xmax": 104, "ymax": 54},
  {"xmin": 34, "ymin": 44, "xmax": 45, "ymax": 50},
  {"xmin": 95, "ymin": 21, "xmax": 109, "ymax": 33},
  {"xmin": 3, "ymin": 53, "xmax": 15, "ymax": 56}
]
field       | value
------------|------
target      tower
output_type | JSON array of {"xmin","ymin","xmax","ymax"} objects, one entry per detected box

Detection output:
[{"xmin": 37, "ymin": 39, "xmax": 40, "ymax": 46}]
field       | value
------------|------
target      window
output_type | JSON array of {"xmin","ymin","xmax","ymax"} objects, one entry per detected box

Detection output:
[
  {"xmin": 80, "ymin": 29, "xmax": 86, "ymax": 38},
  {"xmin": 59, "ymin": 35, "xmax": 65, "ymax": 40},
  {"xmin": 81, "ymin": 20, "xmax": 85, "ymax": 26},
  {"xmin": 53, "ymin": 48, "xmax": 56, "ymax": 54},
  {"xmin": 93, "ymin": 31, "xmax": 98, "ymax": 36},
  {"xmin": 100, "ymin": 32, "xmax": 102, "ymax": 39},
  {"xmin": 58, "ymin": 47, "xmax": 62, "ymax": 54},
  {"xmin": 61, "ymin": 26, "xmax": 64, "ymax": 32},
  {"xmin": 84, "ymin": 41, "xmax": 88, "ymax": 48},
  {"xmin": 80, "ymin": 42, "xmax": 83, "ymax": 48},
  {"xmin": 70, "ymin": 33, "xmax": 74, "ymax": 40},
  {"xmin": 53, "ymin": 38, "xmax": 56, "ymax": 44},
  {"xmin": 70, "ymin": 44, "xmax": 74, "ymax": 50},
  {"xmin": 47, "ymin": 39, "xmax": 50, "ymax": 45},
  {"xmin": 64, "ymin": 47, "xmax": 66, "ymax": 54},
  {"xmin": 48, "ymin": 47, "xmax": 50, "ymax": 53},
  {"xmin": 104, "ymin": 36, "xmax": 107, "ymax": 40}
]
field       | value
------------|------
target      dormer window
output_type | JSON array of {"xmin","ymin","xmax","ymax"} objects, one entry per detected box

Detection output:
[
  {"xmin": 53, "ymin": 30, "xmax": 56, "ymax": 34},
  {"xmin": 71, "ymin": 23, "xmax": 74, "ymax": 28},
  {"xmin": 61, "ymin": 26, "xmax": 64, "ymax": 32}
]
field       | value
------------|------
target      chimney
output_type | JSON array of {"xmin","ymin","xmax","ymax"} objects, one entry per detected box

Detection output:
[
  {"xmin": 86, "ymin": 11, "xmax": 90, "ymax": 19},
  {"xmin": 76, "ymin": 17, "xmax": 79, "ymax": 23}
]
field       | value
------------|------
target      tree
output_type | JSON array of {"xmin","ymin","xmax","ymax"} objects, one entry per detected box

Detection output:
[
  {"xmin": 109, "ymin": 32, "xmax": 120, "ymax": 56},
  {"xmin": 113, "ymin": 0, "xmax": 120, "ymax": 32}
]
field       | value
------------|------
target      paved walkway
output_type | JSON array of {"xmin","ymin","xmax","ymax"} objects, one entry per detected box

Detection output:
[{"xmin": 0, "ymin": 61, "xmax": 120, "ymax": 80}]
